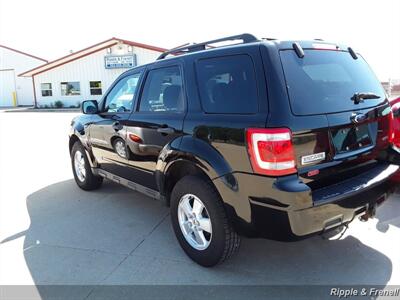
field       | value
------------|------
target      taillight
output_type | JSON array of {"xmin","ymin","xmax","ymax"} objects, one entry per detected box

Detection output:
[
  {"xmin": 129, "ymin": 133, "xmax": 142, "ymax": 143},
  {"xmin": 246, "ymin": 128, "xmax": 297, "ymax": 176},
  {"xmin": 389, "ymin": 102, "xmax": 400, "ymax": 147},
  {"xmin": 388, "ymin": 109, "xmax": 395, "ymax": 145}
]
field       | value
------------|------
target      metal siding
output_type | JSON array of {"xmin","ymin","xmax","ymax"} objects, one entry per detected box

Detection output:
[
  {"xmin": 0, "ymin": 70, "xmax": 16, "ymax": 106},
  {"xmin": 0, "ymin": 47, "xmax": 44, "ymax": 106},
  {"xmin": 34, "ymin": 44, "xmax": 161, "ymax": 107}
]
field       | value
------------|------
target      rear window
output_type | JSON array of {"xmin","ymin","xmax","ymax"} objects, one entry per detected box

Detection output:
[
  {"xmin": 280, "ymin": 50, "xmax": 386, "ymax": 115},
  {"xmin": 196, "ymin": 55, "xmax": 258, "ymax": 114}
]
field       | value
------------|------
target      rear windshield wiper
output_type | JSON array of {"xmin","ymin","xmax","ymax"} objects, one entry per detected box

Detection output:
[{"xmin": 351, "ymin": 92, "xmax": 380, "ymax": 104}]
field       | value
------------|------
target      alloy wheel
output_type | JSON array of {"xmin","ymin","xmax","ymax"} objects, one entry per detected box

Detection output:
[{"xmin": 177, "ymin": 194, "xmax": 212, "ymax": 250}]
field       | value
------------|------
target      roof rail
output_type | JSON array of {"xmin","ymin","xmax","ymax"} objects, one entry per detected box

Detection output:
[{"xmin": 157, "ymin": 33, "xmax": 258, "ymax": 60}]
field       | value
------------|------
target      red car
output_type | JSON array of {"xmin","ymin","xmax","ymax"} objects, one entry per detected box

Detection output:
[{"xmin": 390, "ymin": 97, "xmax": 400, "ymax": 182}]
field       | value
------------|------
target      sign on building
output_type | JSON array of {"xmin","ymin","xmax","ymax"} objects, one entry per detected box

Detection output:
[{"xmin": 104, "ymin": 54, "xmax": 137, "ymax": 69}]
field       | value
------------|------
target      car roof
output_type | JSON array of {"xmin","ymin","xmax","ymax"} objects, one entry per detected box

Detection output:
[
  {"xmin": 121, "ymin": 37, "xmax": 352, "ymax": 77},
  {"xmin": 155, "ymin": 39, "xmax": 351, "ymax": 60}
]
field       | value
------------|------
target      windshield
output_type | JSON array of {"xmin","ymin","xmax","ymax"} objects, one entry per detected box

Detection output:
[{"xmin": 280, "ymin": 50, "xmax": 386, "ymax": 116}]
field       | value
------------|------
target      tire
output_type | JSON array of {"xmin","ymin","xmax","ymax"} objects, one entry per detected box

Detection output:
[
  {"xmin": 71, "ymin": 142, "xmax": 103, "ymax": 190},
  {"xmin": 170, "ymin": 175, "xmax": 240, "ymax": 267},
  {"xmin": 112, "ymin": 137, "xmax": 127, "ymax": 159}
]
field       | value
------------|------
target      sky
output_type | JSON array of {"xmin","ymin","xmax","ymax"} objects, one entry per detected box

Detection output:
[{"xmin": 0, "ymin": 0, "xmax": 399, "ymax": 81}]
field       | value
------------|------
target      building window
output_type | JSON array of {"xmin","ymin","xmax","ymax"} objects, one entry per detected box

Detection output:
[
  {"xmin": 40, "ymin": 83, "xmax": 52, "ymax": 97},
  {"xmin": 61, "ymin": 82, "xmax": 80, "ymax": 96},
  {"xmin": 90, "ymin": 81, "xmax": 102, "ymax": 95}
]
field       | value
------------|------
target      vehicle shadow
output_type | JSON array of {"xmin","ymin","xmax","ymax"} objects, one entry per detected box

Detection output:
[
  {"xmin": 0, "ymin": 179, "xmax": 394, "ymax": 299},
  {"xmin": 375, "ymin": 190, "xmax": 400, "ymax": 232}
]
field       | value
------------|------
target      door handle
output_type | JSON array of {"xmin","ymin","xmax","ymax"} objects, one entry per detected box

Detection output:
[
  {"xmin": 112, "ymin": 121, "xmax": 123, "ymax": 131},
  {"xmin": 157, "ymin": 127, "xmax": 175, "ymax": 135}
]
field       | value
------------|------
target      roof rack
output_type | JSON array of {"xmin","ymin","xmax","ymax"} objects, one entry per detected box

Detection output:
[{"xmin": 157, "ymin": 33, "xmax": 258, "ymax": 60}]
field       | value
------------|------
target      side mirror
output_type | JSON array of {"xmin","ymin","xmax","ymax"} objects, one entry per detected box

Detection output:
[{"xmin": 81, "ymin": 100, "xmax": 98, "ymax": 114}]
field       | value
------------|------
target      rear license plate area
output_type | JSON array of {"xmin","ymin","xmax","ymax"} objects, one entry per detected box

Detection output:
[{"xmin": 331, "ymin": 123, "xmax": 373, "ymax": 153}]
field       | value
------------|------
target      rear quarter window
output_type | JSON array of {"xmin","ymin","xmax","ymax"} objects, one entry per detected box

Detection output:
[
  {"xmin": 280, "ymin": 50, "xmax": 386, "ymax": 116},
  {"xmin": 195, "ymin": 55, "xmax": 258, "ymax": 114}
]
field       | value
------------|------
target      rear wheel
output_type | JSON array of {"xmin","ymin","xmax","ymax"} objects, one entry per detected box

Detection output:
[
  {"xmin": 170, "ymin": 176, "xmax": 240, "ymax": 267},
  {"xmin": 112, "ymin": 138, "xmax": 127, "ymax": 159},
  {"xmin": 71, "ymin": 142, "xmax": 103, "ymax": 190}
]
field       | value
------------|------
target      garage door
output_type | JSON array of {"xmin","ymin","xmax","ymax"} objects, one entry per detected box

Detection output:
[{"xmin": 0, "ymin": 69, "xmax": 16, "ymax": 107}]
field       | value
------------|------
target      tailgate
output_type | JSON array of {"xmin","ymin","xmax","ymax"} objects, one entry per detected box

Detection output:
[
  {"xmin": 279, "ymin": 46, "xmax": 394, "ymax": 191},
  {"xmin": 292, "ymin": 104, "xmax": 392, "ymax": 191}
]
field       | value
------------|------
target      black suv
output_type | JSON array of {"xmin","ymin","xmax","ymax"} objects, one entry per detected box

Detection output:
[{"xmin": 69, "ymin": 34, "xmax": 399, "ymax": 266}]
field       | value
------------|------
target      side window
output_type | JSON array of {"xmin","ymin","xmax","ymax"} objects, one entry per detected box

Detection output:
[
  {"xmin": 104, "ymin": 72, "xmax": 141, "ymax": 113},
  {"xmin": 138, "ymin": 66, "xmax": 184, "ymax": 112},
  {"xmin": 196, "ymin": 55, "xmax": 258, "ymax": 114}
]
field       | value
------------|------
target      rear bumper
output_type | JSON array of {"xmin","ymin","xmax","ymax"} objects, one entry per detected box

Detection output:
[
  {"xmin": 213, "ymin": 163, "xmax": 399, "ymax": 240},
  {"xmin": 285, "ymin": 181, "xmax": 392, "ymax": 237}
]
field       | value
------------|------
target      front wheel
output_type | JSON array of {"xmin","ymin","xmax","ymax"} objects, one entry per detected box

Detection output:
[
  {"xmin": 170, "ymin": 176, "xmax": 240, "ymax": 267},
  {"xmin": 71, "ymin": 142, "xmax": 103, "ymax": 190}
]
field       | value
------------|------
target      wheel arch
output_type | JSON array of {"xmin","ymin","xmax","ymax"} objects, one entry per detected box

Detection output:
[
  {"xmin": 69, "ymin": 134, "xmax": 80, "ymax": 153},
  {"xmin": 160, "ymin": 159, "xmax": 209, "ymax": 206},
  {"xmin": 157, "ymin": 136, "xmax": 236, "ymax": 206},
  {"xmin": 110, "ymin": 135, "xmax": 123, "ymax": 147},
  {"xmin": 69, "ymin": 133, "xmax": 97, "ymax": 168}
]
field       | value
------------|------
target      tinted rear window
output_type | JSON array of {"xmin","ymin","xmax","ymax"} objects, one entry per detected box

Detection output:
[
  {"xmin": 196, "ymin": 55, "xmax": 258, "ymax": 114},
  {"xmin": 280, "ymin": 50, "xmax": 386, "ymax": 115}
]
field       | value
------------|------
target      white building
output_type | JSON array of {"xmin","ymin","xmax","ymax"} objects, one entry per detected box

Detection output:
[
  {"xmin": 0, "ymin": 44, "xmax": 47, "ymax": 107},
  {"xmin": 20, "ymin": 38, "xmax": 167, "ymax": 108}
]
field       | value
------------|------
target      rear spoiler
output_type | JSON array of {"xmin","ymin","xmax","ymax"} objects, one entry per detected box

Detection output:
[{"xmin": 291, "ymin": 42, "xmax": 358, "ymax": 59}]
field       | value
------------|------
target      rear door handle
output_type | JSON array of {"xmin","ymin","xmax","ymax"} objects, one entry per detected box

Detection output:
[
  {"xmin": 157, "ymin": 127, "xmax": 175, "ymax": 135},
  {"xmin": 112, "ymin": 121, "xmax": 123, "ymax": 131}
]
